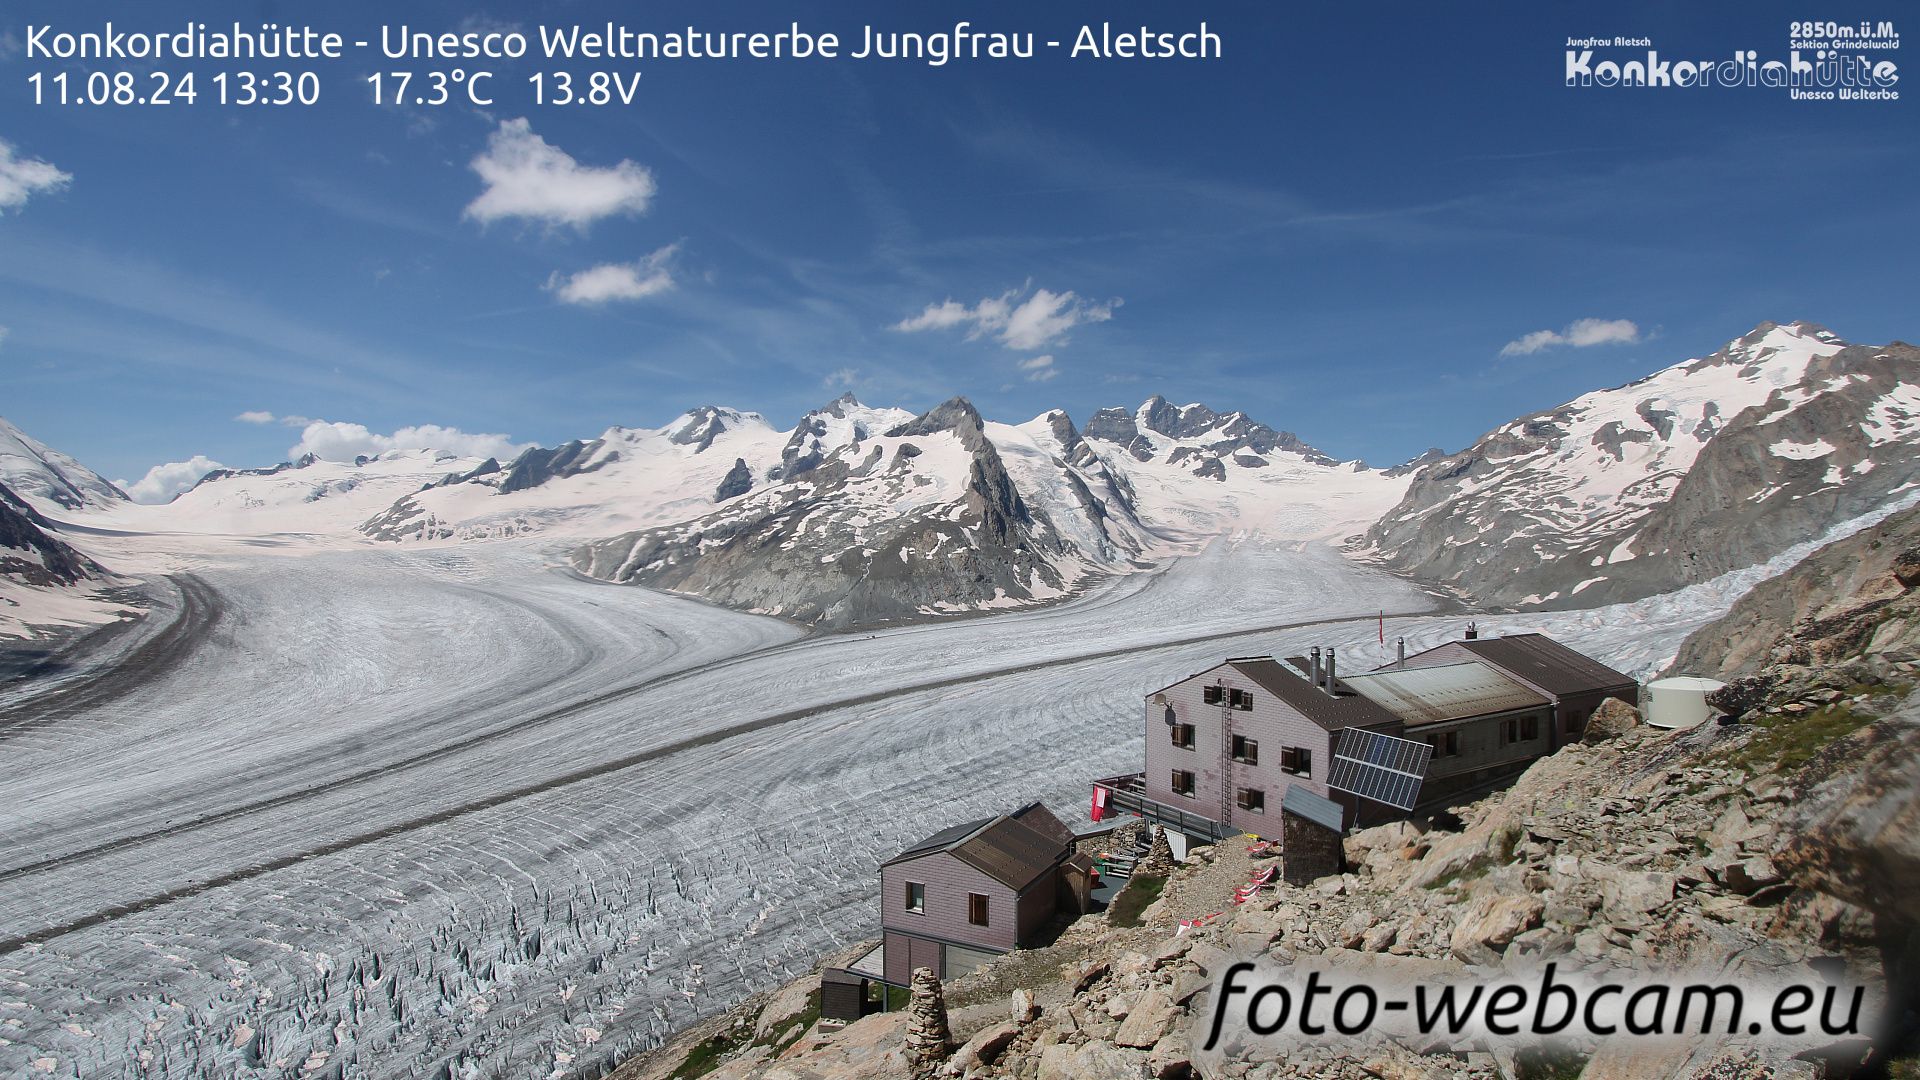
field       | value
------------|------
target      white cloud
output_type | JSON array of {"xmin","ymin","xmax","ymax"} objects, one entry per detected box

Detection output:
[
  {"xmin": 234, "ymin": 410, "xmax": 278, "ymax": 424},
  {"xmin": 0, "ymin": 138, "xmax": 71, "ymax": 213},
  {"xmin": 823, "ymin": 367, "xmax": 859, "ymax": 390},
  {"xmin": 464, "ymin": 118, "xmax": 656, "ymax": 230},
  {"xmin": 546, "ymin": 246, "xmax": 677, "ymax": 305},
  {"xmin": 1018, "ymin": 354, "xmax": 1058, "ymax": 382},
  {"xmin": 894, "ymin": 285, "xmax": 1119, "ymax": 351},
  {"xmin": 288, "ymin": 420, "xmax": 532, "ymax": 463},
  {"xmin": 118, "ymin": 456, "xmax": 225, "ymax": 504},
  {"xmin": 1501, "ymin": 318, "xmax": 1642, "ymax": 356}
]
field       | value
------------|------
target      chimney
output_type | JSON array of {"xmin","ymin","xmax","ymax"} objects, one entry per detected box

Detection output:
[
  {"xmin": 1397, "ymin": 637, "xmax": 1406, "ymax": 667},
  {"xmin": 1309, "ymin": 646, "xmax": 1321, "ymax": 687},
  {"xmin": 1465, "ymin": 622, "xmax": 1479, "ymax": 641},
  {"xmin": 1325, "ymin": 647, "xmax": 1338, "ymax": 692}
]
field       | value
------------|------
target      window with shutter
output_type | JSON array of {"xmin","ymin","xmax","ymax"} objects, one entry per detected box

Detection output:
[{"xmin": 968, "ymin": 893, "xmax": 989, "ymax": 926}]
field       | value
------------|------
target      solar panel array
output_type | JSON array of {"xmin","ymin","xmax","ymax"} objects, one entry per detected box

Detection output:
[{"xmin": 1327, "ymin": 727, "xmax": 1432, "ymax": 811}]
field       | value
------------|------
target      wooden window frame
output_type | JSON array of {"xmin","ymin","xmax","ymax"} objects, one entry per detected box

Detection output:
[
  {"xmin": 1280, "ymin": 745, "xmax": 1311, "ymax": 776},
  {"xmin": 1228, "ymin": 688, "xmax": 1254, "ymax": 711},
  {"xmin": 1171, "ymin": 769, "xmax": 1196, "ymax": 798},
  {"xmin": 968, "ymin": 892, "xmax": 990, "ymax": 927},
  {"xmin": 904, "ymin": 881, "xmax": 925, "ymax": 914},
  {"xmin": 1236, "ymin": 787, "xmax": 1266, "ymax": 813},
  {"xmin": 1230, "ymin": 734, "xmax": 1258, "ymax": 765},
  {"xmin": 1170, "ymin": 723, "xmax": 1196, "ymax": 750}
]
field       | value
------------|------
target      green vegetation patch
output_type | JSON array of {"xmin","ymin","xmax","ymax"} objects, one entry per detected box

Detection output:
[
  {"xmin": 1107, "ymin": 873, "xmax": 1168, "ymax": 928},
  {"xmin": 671, "ymin": 989, "xmax": 821, "ymax": 1078},
  {"xmin": 1723, "ymin": 702, "xmax": 1876, "ymax": 774}
]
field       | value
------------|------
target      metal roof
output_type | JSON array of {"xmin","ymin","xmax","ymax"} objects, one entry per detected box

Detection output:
[
  {"xmin": 1449, "ymin": 634, "xmax": 1637, "ymax": 698},
  {"xmin": 1341, "ymin": 661, "xmax": 1549, "ymax": 727},
  {"xmin": 1225, "ymin": 658, "xmax": 1404, "ymax": 732},
  {"xmin": 1011, "ymin": 801, "xmax": 1073, "ymax": 847},
  {"xmin": 1280, "ymin": 786, "xmax": 1345, "ymax": 832},
  {"xmin": 888, "ymin": 816, "xmax": 994, "ymax": 863},
  {"xmin": 884, "ymin": 813, "xmax": 1073, "ymax": 893}
]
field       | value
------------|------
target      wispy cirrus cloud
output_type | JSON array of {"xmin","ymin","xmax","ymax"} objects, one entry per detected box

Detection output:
[
  {"xmin": 464, "ymin": 118, "xmax": 656, "ymax": 231},
  {"xmin": 1018, "ymin": 354, "xmax": 1058, "ymax": 382},
  {"xmin": 546, "ymin": 245, "xmax": 678, "ymax": 305},
  {"xmin": 894, "ymin": 285, "xmax": 1119, "ymax": 351},
  {"xmin": 1500, "ymin": 318, "xmax": 1642, "ymax": 356}
]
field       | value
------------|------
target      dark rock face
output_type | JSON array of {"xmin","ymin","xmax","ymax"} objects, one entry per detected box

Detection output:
[
  {"xmin": 0, "ymin": 481, "xmax": 104, "ymax": 587},
  {"xmin": 666, "ymin": 406, "xmax": 736, "ymax": 453},
  {"xmin": 497, "ymin": 440, "xmax": 612, "ymax": 495},
  {"xmin": 714, "ymin": 458, "xmax": 753, "ymax": 502}
]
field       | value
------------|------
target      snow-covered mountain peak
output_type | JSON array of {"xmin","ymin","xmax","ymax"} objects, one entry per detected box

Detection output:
[
  {"xmin": 1082, "ymin": 396, "xmax": 1344, "ymax": 478},
  {"xmin": 665, "ymin": 405, "xmax": 770, "ymax": 452},
  {"xmin": 0, "ymin": 416, "xmax": 129, "ymax": 511}
]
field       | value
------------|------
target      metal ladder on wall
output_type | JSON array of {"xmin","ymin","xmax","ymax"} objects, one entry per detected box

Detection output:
[{"xmin": 1218, "ymin": 701, "xmax": 1234, "ymax": 827}]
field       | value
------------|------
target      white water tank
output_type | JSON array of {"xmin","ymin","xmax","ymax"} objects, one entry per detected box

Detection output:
[{"xmin": 1646, "ymin": 676, "xmax": 1725, "ymax": 729}]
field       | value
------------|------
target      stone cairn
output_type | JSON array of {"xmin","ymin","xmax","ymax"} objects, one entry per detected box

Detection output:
[
  {"xmin": 903, "ymin": 966, "xmax": 952, "ymax": 1077},
  {"xmin": 1136, "ymin": 825, "xmax": 1176, "ymax": 878}
]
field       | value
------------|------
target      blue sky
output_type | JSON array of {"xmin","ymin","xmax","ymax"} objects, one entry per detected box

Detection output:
[{"xmin": 1, "ymin": 0, "xmax": 1915, "ymax": 493}]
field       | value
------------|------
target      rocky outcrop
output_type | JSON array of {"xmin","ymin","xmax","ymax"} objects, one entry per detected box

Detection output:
[
  {"xmin": 1671, "ymin": 500, "xmax": 1920, "ymax": 681},
  {"xmin": 0, "ymin": 481, "xmax": 105, "ymax": 586},
  {"xmin": 497, "ymin": 439, "xmax": 611, "ymax": 494},
  {"xmin": 715, "ymin": 458, "xmax": 754, "ymax": 502}
]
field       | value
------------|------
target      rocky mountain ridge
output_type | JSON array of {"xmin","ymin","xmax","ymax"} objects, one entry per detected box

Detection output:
[
  {"xmin": 570, "ymin": 397, "xmax": 1139, "ymax": 629},
  {"xmin": 1360, "ymin": 322, "xmax": 1920, "ymax": 611}
]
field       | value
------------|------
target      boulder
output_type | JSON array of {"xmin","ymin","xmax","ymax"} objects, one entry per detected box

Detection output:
[
  {"xmin": 1112, "ymin": 990, "xmax": 1178, "ymax": 1049},
  {"xmin": 1718, "ymin": 856, "xmax": 1784, "ymax": 896},
  {"xmin": 1597, "ymin": 868, "xmax": 1675, "ymax": 919},
  {"xmin": 1448, "ymin": 893, "xmax": 1544, "ymax": 963},
  {"xmin": 1582, "ymin": 697, "xmax": 1644, "ymax": 743},
  {"xmin": 945, "ymin": 1020, "xmax": 1019, "ymax": 1073},
  {"xmin": 1010, "ymin": 987, "xmax": 1041, "ymax": 1024},
  {"xmin": 1037, "ymin": 1041, "xmax": 1151, "ymax": 1080}
]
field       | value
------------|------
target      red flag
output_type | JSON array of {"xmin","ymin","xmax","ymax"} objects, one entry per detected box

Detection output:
[{"xmin": 1378, "ymin": 611, "xmax": 1385, "ymax": 644}]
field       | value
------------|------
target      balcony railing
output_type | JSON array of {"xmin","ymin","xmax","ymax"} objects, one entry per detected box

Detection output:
[{"xmin": 1092, "ymin": 773, "xmax": 1239, "ymax": 842}]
